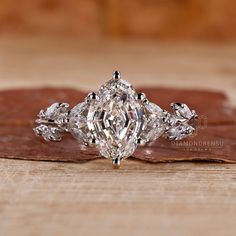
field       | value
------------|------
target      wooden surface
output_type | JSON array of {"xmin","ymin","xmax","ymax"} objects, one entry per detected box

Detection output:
[
  {"xmin": 0, "ymin": 87, "xmax": 235, "ymax": 163},
  {"xmin": 0, "ymin": 159, "xmax": 236, "ymax": 236},
  {"xmin": 0, "ymin": 0, "xmax": 236, "ymax": 40},
  {"xmin": 0, "ymin": 37, "xmax": 236, "ymax": 236}
]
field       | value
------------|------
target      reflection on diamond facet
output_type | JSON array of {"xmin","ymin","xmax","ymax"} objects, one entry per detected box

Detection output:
[
  {"xmin": 87, "ymin": 79, "xmax": 145, "ymax": 160},
  {"xmin": 167, "ymin": 123, "xmax": 195, "ymax": 140},
  {"xmin": 34, "ymin": 124, "xmax": 62, "ymax": 141},
  {"xmin": 172, "ymin": 103, "xmax": 195, "ymax": 120},
  {"xmin": 68, "ymin": 102, "xmax": 92, "ymax": 144},
  {"xmin": 141, "ymin": 102, "xmax": 166, "ymax": 142},
  {"xmin": 43, "ymin": 102, "xmax": 69, "ymax": 126}
]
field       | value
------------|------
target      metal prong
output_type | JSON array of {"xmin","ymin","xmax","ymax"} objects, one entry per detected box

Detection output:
[
  {"xmin": 86, "ymin": 92, "xmax": 98, "ymax": 103},
  {"xmin": 136, "ymin": 93, "xmax": 148, "ymax": 104},
  {"xmin": 88, "ymin": 138, "xmax": 98, "ymax": 146},
  {"xmin": 58, "ymin": 102, "xmax": 70, "ymax": 109},
  {"xmin": 137, "ymin": 138, "xmax": 146, "ymax": 146},
  {"xmin": 171, "ymin": 102, "xmax": 184, "ymax": 110},
  {"xmin": 112, "ymin": 158, "xmax": 121, "ymax": 168},
  {"xmin": 112, "ymin": 71, "xmax": 121, "ymax": 80},
  {"xmin": 191, "ymin": 110, "xmax": 198, "ymax": 119},
  {"xmin": 137, "ymin": 93, "xmax": 146, "ymax": 100}
]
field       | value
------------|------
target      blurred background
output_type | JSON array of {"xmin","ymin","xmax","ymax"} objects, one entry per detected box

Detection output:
[
  {"xmin": 0, "ymin": 0, "xmax": 235, "ymax": 40},
  {"xmin": 0, "ymin": 3, "xmax": 236, "ymax": 235},
  {"xmin": 0, "ymin": 0, "xmax": 235, "ymax": 101}
]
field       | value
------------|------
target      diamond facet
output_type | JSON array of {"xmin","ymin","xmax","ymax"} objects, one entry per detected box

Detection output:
[
  {"xmin": 167, "ymin": 123, "xmax": 195, "ymax": 140},
  {"xmin": 172, "ymin": 103, "xmax": 195, "ymax": 120},
  {"xmin": 141, "ymin": 102, "xmax": 166, "ymax": 142},
  {"xmin": 87, "ymin": 79, "xmax": 145, "ymax": 160},
  {"xmin": 68, "ymin": 102, "xmax": 92, "ymax": 144},
  {"xmin": 37, "ymin": 102, "xmax": 69, "ymax": 128},
  {"xmin": 34, "ymin": 124, "xmax": 62, "ymax": 141}
]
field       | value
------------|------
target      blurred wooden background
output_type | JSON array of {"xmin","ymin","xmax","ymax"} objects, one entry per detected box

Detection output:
[
  {"xmin": 0, "ymin": 2, "xmax": 236, "ymax": 236},
  {"xmin": 0, "ymin": 0, "xmax": 235, "ymax": 40},
  {"xmin": 0, "ymin": 36, "xmax": 236, "ymax": 236}
]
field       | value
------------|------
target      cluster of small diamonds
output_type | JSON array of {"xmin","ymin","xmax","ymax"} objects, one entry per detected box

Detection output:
[
  {"xmin": 164, "ymin": 103, "xmax": 197, "ymax": 140},
  {"xmin": 34, "ymin": 103, "xmax": 70, "ymax": 141}
]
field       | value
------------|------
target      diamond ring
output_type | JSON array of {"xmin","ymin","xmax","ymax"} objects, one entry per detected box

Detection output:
[{"xmin": 34, "ymin": 71, "xmax": 198, "ymax": 168}]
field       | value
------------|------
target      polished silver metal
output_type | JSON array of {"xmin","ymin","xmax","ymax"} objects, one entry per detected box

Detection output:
[
  {"xmin": 112, "ymin": 158, "xmax": 121, "ymax": 168},
  {"xmin": 34, "ymin": 71, "xmax": 198, "ymax": 168},
  {"xmin": 136, "ymin": 93, "xmax": 148, "ymax": 104},
  {"xmin": 86, "ymin": 92, "xmax": 98, "ymax": 104},
  {"xmin": 112, "ymin": 70, "xmax": 121, "ymax": 80}
]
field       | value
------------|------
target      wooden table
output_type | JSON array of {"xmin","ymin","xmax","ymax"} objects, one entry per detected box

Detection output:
[{"xmin": 0, "ymin": 37, "xmax": 236, "ymax": 236}]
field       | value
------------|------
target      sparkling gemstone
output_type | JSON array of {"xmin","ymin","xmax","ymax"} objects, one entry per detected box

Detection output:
[
  {"xmin": 68, "ymin": 102, "xmax": 92, "ymax": 144},
  {"xmin": 44, "ymin": 103, "xmax": 60, "ymax": 119},
  {"xmin": 141, "ymin": 102, "xmax": 166, "ymax": 142},
  {"xmin": 172, "ymin": 103, "xmax": 194, "ymax": 120},
  {"xmin": 87, "ymin": 79, "xmax": 145, "ymax": 160},
  {"xmin": 34, "ymin": 124, "xmax": 62, "ymax": 141},
  {"xmin": 43, "ymin": 102, "xmax": 69, "ymax": 126},
  {"xmin": 167, "ymin": 123, "xmax": 195, "ymax": 140}
]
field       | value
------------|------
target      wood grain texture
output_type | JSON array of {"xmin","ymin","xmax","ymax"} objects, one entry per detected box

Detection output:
[
  {"xmin": 0, "ymin": 159, "xmax": 236, "ymax": 236},
  {"xmin": 0, "ymin": 38, "xmax": 236, "ymax": 236},
  {"xmin": 0, "ymin": 87, "xmax": 235, "ymax": 163}
]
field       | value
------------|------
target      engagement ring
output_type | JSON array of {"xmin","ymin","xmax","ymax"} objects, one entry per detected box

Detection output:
[{"xmin": 34, "ymin": 71, "xmax": 198, "ymax": 168}]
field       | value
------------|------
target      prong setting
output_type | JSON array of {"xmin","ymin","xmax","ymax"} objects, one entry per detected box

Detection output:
[
  {"xmin": 137, "ymin": 138, "xmax": 146, "ymax": 146},
  {"xmin": 112, "ymin": 71, "xmax": 121, "ymax": 80},
  {"xmin": 86, "ymin": 92, "xmax": 99, "ymax": 104},
  {"xmin": 88, "ymin": 137, "xmax": 98, "ymax": 146},
  {"xmin": 136, "ymin": 93, "xmax": 149, "ymax": 104},
  {"xmin": 112, "ymin": 158, "xmax": 121, "ymax": 168}
]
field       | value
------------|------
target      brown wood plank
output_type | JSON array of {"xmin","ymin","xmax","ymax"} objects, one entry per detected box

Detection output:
[
  {"xmin": 0, "ymin": 87, "xmax": 235, "ymax": 163},
  {"xmin": 0, "ymin": 158, "xmax": 236, "ymax": 236}
]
